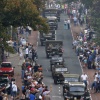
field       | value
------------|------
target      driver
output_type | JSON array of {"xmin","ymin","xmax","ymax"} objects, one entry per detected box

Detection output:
[{"xmin": 48, "ymin": 44, "xmax": 53, "ymax": 49}]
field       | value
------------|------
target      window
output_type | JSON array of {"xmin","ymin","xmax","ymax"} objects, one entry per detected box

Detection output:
[
  {"xmin": 1, "ymin": 63, "xmax": 12, "ymax": 67},
  {"xmin": 55, "ymin": 68, "xmax": 67, "ymax": 72},
  {"xmin": 70, "ymin": 86, "xmax": 84, "ymax": 92},
  {"xmin": 64, "ymin": 78, "xmax": 78, "ymax": 82}
]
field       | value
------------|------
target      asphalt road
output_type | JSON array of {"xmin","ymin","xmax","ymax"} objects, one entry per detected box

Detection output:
[{"xmin": 37, "ymin": 13, "xmax": 82, "ymax": 100}]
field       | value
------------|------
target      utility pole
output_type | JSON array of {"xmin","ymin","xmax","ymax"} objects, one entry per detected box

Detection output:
[{"xmin": 11, "ymin": 25, "xmax": 13, "ymax": 39}]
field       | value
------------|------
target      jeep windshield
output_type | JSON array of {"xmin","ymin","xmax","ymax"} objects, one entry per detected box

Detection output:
[
  {"xmin": 1, "ymin": 63, "xmax": 12, "ymax": 68},
  {"xmin": 48, "ymin": 20, "xmax": 56, "ymax": 23},
  {"xmin": 55, "ymin": 68, "xmax": 67, "ymax": 72},
  {"xmin": 69, "ymin": 86, "xmax": 84, "ymax": 92},
  {"xmin": 45, "ymin": 13, "xmax": 56, "ymax": 17},
  {"xmin": 64, "ymin": 77, "xmax": 78, "ymax": 82}
]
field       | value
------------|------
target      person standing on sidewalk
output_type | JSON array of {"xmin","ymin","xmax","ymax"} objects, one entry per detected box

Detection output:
[
  {"xmin": 64, "ymin": 19, "xmax": 67, "ymax": 29},
  {"xmin": 73, "ymin": 16, "xmax": 77, "ymax": 26},
  {"xmin": 25, "ymin": 46, "xmax": 29, "ymax": 59},
  {"xmin": 81, "ymin": 73, "xmax": 88, "ymax": 87},
  {"xmin": 67, "ymin": 19, "xmax": 70, "ymax": 29},
  {"xmin": 12, "ymin": 83, "xmax": 18, "ymax": 98}
]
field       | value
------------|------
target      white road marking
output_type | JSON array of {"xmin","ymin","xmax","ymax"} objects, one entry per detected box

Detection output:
[
  {"xmin": 59, "ymin": 90, "xmax": 60, "ymax": 91},
  {"xmin": 59, "ymin": 87, "xmax": 60, "ymax": 88}
]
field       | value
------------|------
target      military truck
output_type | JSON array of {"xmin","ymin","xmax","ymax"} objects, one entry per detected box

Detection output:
[
  {"xmin": 50, "ymin": 56, "xmax": 64, "ymax": 71},
  {"xmin": 43, "ymin": 8, "xmax": 60, "ymax": 21},
  {"xmin": 52, "ymin": 66, "xmax": 69, "ymax": 84},
  {"xmin": 62, "ymin": 74, "xmax": 80, "ymax": 95},
  {"xmin": 63, "ymin": 82, "xmax": 90, "ymax": 100},
  {"xmin": 45, "ymin": 40, "xmax": 63, "ymax": 58},
  {"xmin": 40, "ymin": 30, "xmax": 56, "ymax": 46},
  {"xmin": 47, "ymin": 16, "xmax": 58, "ymax": 30}
]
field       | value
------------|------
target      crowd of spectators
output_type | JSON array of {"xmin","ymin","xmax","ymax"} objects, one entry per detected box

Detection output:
[
  {"xmin": 68, "ymin": 2, "xmax": 100, "ymax": 94},
  {"xmin": 18, "ymin": 35, "xmax": 51, "ymax": 100},
  {"xmin": 0, "ymin": 24, "xmax": 51, "ymax": 100},
  {"xmin": 20, "ymin": 59, "xmax": 51, "ymax": 100}
]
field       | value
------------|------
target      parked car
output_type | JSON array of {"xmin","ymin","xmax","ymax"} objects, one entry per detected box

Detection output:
[
  {"xmin": 0, "ymin": 62, "xmax": 15, "ymax": 76},
  {"xmin": 0, "ymin": 76, "xmax": 10, "ymax": 94}
]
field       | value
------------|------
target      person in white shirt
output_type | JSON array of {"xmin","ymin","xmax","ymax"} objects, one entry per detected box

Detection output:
[
  {"xmin": 73, "ymin": 16, "xmax": 77, "ymax": 26},
  {"xmin": 81, "ymin": 73, "xmax": 88, "ymax": 87},
  {"xmin": 27, "ymin": 75, "xmax": 32, "ymax": 79},
  {"xmin": 12, "ymin": 83, "xmax": 17, "ymax": 98},
  {"xmin": 25, "ymin": 46, "xmax": 29, "ymax": 58},
  {"xmin": 64, "ymin": 19, "xmax": 67, "ymax": 29},
  {"xmin": 67, "ymin": 19, "xmax": 70, "ymax": 29}
]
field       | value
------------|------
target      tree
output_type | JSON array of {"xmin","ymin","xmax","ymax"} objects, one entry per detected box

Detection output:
[
  {"xmin": 0, "ymin": 0, "xmax": 49, "ymax": 53},
  {"xmin": 90, "ymin": 0, "xmax": 100, "ymax": 45},
  {"xmin": 33, "ymin": 0, "xmax": 46, "ymax": 11}
]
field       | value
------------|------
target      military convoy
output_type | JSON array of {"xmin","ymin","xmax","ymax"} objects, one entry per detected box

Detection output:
[{"xmin": 40, "ymin": 6, "xmax": 91, "ymax": 100}]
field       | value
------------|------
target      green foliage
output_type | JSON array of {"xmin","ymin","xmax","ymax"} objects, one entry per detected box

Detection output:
[
  {"xmin": 33, "ymin": 0, "xmax": 46, "ymax": 11},
  {"xmin": 89, "ymin": 0, "xmax": 100, "ymax": 45},
  {"xmin": 0, "ymin": 0, "xmax": 49, "ymax": 53},
  {"xmin": 81, "ymin": 0, "xmax": 94, "ymax": 8}
]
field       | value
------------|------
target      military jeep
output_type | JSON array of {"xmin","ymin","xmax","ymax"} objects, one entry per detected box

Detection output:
[
  {"xmin": 46, "ymin": 16, "xmax": 58, "ymax": 30},
  {"xmin": 64, "ymin": 82, "xmax": 90, "ymax": 100},
  {"xmin": 50, "ymin": 56, "xmax": 64, "ymax": 71},
  {"xmin": 45, "ymin": 40, "xmax": 63, "ymax": 58},
  {"xmin": 52, "ymin": 67, "xmax": 69, "ymax": 84},
  {"xmin": 40, "ymin": 30, "xmax": 56, "ymax": 46},
  {"xmin": 43, "ymin": 8, "xmax": 60, "ymax": 21},
  {"xmin": 62, "ymin": 74, "xmax": 80, "ymax": 95}
]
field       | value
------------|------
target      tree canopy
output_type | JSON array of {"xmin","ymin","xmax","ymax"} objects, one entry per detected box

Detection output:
[{"xmin": 0, "ymin": 0, "xmax": 49, "ymax": 53}]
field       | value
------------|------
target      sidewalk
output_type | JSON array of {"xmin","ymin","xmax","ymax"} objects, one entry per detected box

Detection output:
[
  {"xmin": 7, "ymin": 31, "xmax": 38, "ymax": 99},
  {"xmin": 70, "ymin": 23, "xmax": 99, "ymax": 100}
]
